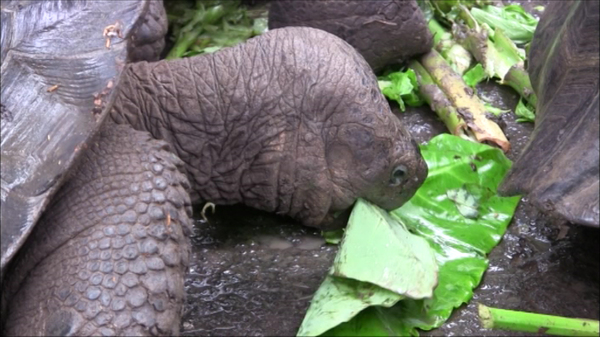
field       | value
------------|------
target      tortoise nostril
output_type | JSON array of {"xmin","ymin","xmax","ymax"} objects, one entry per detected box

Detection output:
[{"xmin": 390, "ymin": 164, "xmax": 407, "ymax": 187}]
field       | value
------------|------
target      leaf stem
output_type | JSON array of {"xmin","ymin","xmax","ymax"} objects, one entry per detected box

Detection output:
[
  {"xmin": 503, "ymin": 65, "xmax": 538, "ymax": 107},
  {"xmin": 453, "ymin": 5, "xmax": 538, "ymax": 108},
  {"xmin": 478, "ymin": 304, "xmax": 600, "ymax": 336},
  {"xmin": 428, "ymin": 18, "xmax": 473, "ymax": 75}
]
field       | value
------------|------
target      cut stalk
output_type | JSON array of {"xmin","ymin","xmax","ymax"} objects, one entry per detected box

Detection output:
[
  {"xmin": 419, "ymin": 49, "xmax": 510, "ymax": 152},
  {"xmin": 429, "ymin": 17, "xmax": 449, "ymax": 46},
  {"xmin": 503, "ymin": 65, "xmax": 538, "ymax": 107},
  {"xmin": 454, "ymin": 5, "xmax": 538, "ymax": 107},
  {"xmin": 428, "ymin": 18, "xmax": 473, "ymax": 75},
  {"xmin": 409, "ymin": 61, "xmax": 471, "ymax": 140},
  {"xmin": 478, "ymin": 304, "xmax": 600, "ymax": 336}
]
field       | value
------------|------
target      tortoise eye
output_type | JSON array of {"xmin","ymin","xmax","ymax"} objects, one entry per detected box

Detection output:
[{"xmin": 389, "ymin": 165, "xmax": 407, "ymax": 187}]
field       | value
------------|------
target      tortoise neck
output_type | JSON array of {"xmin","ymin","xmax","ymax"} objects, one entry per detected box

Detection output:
[{"xmin": 110, "ymin": 53, "xmax": 298, "ymax": 216}]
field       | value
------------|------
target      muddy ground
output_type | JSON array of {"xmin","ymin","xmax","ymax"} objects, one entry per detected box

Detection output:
[{"xmin": 180, "ymin": 1, "xmax": 599, "ymax": 336}]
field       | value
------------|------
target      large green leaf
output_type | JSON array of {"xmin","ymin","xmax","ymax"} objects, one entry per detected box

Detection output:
[
  {"xmin": 297, "ymin": 276, "xmax": 405, "ymax": 337},
  {"xmin": 298, "ymin": 134, "xmax": 520, "ymax": 336},
  {"xmin": 298, "ymin": 199, "xmax": 438, "ymax": 336},
  {"xmin": 331, "ymin": 200, "xmax": 438, "ymax": 299},
  {"xmin": 391, "ymin": 135, "xmax": 520, "ymax": 332}
]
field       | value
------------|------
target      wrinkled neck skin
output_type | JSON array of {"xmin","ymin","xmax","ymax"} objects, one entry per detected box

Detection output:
[
  {"xmin": 111, "ymin": 28, "xmax": 426, "ymax": 229},
  {"xmin": 112, "ymin": 30, "xmax": 347, "ymax": 228}
]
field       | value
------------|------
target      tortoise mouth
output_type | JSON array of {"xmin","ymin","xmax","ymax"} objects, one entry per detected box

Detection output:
[{"xmin": 319, "ymin": 206, "xmax": 355, "ymax": 231}]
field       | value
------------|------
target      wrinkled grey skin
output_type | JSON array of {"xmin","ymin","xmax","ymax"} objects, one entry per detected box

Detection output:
[
  {"xmin": 3, "ymin": 124, "xmax": 194, "ymax": 336},
  {"xmin": 112, "ymin": 27, "xmax": 428, "ymax": 230},
  {"xmin": 268, "ymin": 0, "xmax": 433, "ymax": 72},
  {"xmin": 2, "ymin": 9, "xmax": 427, "ymax": 337}
]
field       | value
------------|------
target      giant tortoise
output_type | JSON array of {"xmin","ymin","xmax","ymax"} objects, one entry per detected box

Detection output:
[
  {"xmin": 0, "ymin": 0, "xmax": 427, "ymax": 335},
  {"xmin": 499, "ymin": 0, "xmax": 599, "ymax": 228}
]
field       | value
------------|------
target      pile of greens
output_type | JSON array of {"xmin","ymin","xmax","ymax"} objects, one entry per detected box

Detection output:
[
  {"xmin": 378, "ymin": 0, "xmax": 540, "ymax": 137},
  {"xmin": 164, "ymin": 0, "xmax": 267, "ymax": 59}
]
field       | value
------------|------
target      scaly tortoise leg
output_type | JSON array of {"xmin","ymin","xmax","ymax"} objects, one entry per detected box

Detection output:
[{"xmin": 3, "ymin": 121, "xmax": 193, "ymax": 336}]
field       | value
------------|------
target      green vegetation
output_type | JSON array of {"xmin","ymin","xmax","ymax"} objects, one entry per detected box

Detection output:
[
  {"xmin": 378, "ymin": 1, "xmax": 540, "ymax": 153},
  {"xmin": 299, "ymin": 198, "xmax": 438, "ymax": 336},
  {"xmin": 478, "ymin": 304, "xmax": 600, "ymax": 336},
  {"xmin": 427, "ymin": 1, "xmax": 539, "ymax": 110},
  {"xmin": 380, "ymin": 50, "xmax": 510, "ymax": 151},
  {"xmin": 514, "ymin": 98, "xmax": 535, "ymax": 123},
  {"xmin": 299, "ymin": 135, "xmax": 520, "ymax": 336},
  {"xmin": 165, "ymin": 0, "xmax": 267, "ymax": 59},
  {"xmin": 470, "ymin": 4, "xmax": 539, "ymax": 44},
  {"xmin": 377, "ymin": 69, "xmax": 424, "ymax": 111}
]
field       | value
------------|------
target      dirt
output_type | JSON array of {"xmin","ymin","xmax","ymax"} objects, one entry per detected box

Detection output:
[
  {"xmin": 181, "ymin": 208, "xmax": 335, "ymax": 336},
  {"xmin": 180, "ymin": 1, "xmax": 598, "ymax": 336}
]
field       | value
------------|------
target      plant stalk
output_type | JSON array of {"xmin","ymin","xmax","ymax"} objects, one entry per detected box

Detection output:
[
  {"xmin": 418, "ymin": 49, "xmax": 510, "ymax": 152},
  {"xmin": 503, "ymin": 65, "xmax": 538, "ymax": 107},
  {"xmin": 454, "ymin": 5, "xmax": 538, "ymax": 107},
  {"xmin": 478, "ymin": 304, "xmax": 600, "ymax": 336},
  {"xmin": 428, "ymin": 18, "xmax": 473, "ymax": 75},
  {"xmin": 409, "ymin": 61, "xmax": 471, "ymax": 140},
  {"xmin": 429, "ymin": 18, "xmax": 449, "ymax": 46}
]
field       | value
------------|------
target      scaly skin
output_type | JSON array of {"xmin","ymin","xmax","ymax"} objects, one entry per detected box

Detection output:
[
  {"xmin": 3, "ymin": 122, "xmax": 193, "ymax": 336},
  {"xmin": 128, "ymin": 0, "xmax": 169, "ymax": 63}
]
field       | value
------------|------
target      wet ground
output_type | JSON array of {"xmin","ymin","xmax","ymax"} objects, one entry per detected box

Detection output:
[{"xmin": 180, "ymin": 1, "xmax": 599, "ymax": 336}]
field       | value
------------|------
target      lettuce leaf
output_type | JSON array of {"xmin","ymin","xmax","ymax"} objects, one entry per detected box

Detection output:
[
  {"xmin": 470, "ymin": 4, "xmax": 539, "ymax": 44},
  {"xmin": 378, "ymin": 69, "xmax": 425, "ymax": 111}
]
